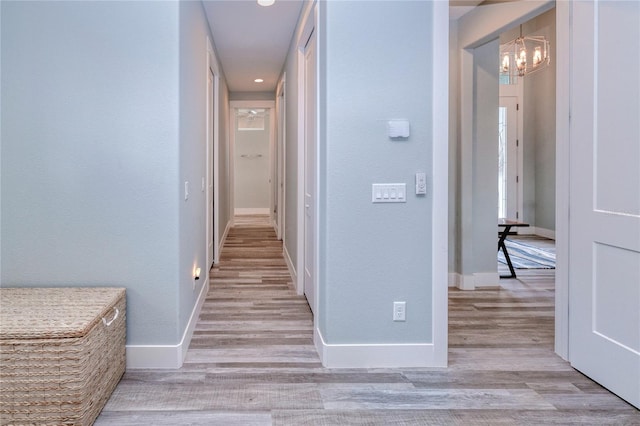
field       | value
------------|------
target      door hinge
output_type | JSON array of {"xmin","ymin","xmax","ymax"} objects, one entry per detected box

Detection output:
[
  {"xmin": 516, "ymin": 139, "xmax": 519, "ymax": 147},
  {"xmin": 516, "ymin": 175, "xmax": 519, "ymax": 183},
  {"xmin": 517, "ymin": 103, "xmax": 519, "ymax": 111},
  {"xmin": 516, "ymin": 211, "xmax": 519, "ymax": 219}
]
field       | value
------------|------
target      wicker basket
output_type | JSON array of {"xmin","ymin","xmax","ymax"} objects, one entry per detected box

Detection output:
[{"xmin": 0, "ymin": 287, "xmax": 126, "ymax": 426}]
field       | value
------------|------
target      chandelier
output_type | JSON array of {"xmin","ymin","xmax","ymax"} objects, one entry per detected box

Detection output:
[{"xmin": 499, "ymin": 27, "xmax": 550, "ymax": 81}]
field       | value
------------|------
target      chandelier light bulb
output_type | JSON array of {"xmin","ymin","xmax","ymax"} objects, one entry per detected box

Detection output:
[
  {"xmin": 533, "ymin": 47, "xmax": 543, "ymax": 66},
  {"xmin": 501, "ymin": 54, "xmax": 510, "ymax": 72}
]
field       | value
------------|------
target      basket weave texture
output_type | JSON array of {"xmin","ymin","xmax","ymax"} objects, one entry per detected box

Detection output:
[{"xmin": 0, "ymin": 287, "xmax": 126, "ymax": 426}]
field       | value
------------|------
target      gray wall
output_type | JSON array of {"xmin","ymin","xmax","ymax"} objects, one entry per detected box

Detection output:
[
  {"xmin": 318, "ymin": 1, "xmax": 434, "ymax": 343},
  {"xmin": 524, "ymin": 9, "xmax": 556, "ymax": 232},
  {"xmin": 472, "ymin": 39, "xmax": 500, "ymax": 273},
  {"xmin": 1, "ymin": 0, "xmax": 230, "ymax": 347}
]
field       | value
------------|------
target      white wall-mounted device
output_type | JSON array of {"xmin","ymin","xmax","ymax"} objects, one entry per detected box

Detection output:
[
  {"xmin": 387, "ymin": 119, "xmax": 410, "ymax": 138},
  {"xmin": 415, "ymin": 172, "xmax": 427, "ymax": 195},
  {"xmin": 372, "ymin": 183, "xmax": 406, "ymax": 203}
]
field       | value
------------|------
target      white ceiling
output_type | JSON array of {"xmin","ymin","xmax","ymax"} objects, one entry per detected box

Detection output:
[
  {"xmin": 202, "ymin": 0, "xmax": 304, "ymax": 93},
  {"xmin": 202, "ymin": 0, "xmax": 511, "ymax": 93}
]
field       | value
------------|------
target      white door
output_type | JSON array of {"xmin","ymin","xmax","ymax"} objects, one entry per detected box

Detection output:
[
  {"xmin": 206, "ymin": 68, "xmax": 215, "ymax": 269},
  {"xmin": 304, "ymin": 29, "xmax": 317, "ymax": 314},
  {"xmin": 498, "ymin": 96, "xmax": 519, "ymax": 220},
  {"xmin": 569, "ymin": 0, "xmax": 640, "ymax": 408}
]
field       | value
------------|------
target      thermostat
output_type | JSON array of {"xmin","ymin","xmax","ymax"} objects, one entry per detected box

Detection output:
[{"xmin": 388, "ymin": 119, "xmax": 410, "ymax": 138}]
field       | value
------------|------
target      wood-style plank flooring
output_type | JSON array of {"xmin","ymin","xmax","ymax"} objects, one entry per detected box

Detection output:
[{"xmin": 97, "ymin": 216, "xmax": 640, "ymax": 425}]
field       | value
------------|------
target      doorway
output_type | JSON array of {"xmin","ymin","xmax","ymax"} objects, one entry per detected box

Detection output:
[
  {"xmin": 229, "ymin": 101, "xmax": 276, "ymax": 222},
  {"xmin": 206, "ymin": 38, "xmax": 221, "ymax": 269}
]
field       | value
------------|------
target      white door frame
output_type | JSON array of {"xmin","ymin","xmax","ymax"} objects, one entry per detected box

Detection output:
[
  {"xmin": 206, "ymin": 38, "xmax": 221, "ymax": 266},
  {"xmin": 296, "ymin": 2, "xmax": 317, "ymax": 298},
  {"xmin": 276, "ymin": 74, "xmax": 287, "ymax": 241},
  {"xmin": 228, "ymin": 100, "xmax": 276, "ymax": 221}
]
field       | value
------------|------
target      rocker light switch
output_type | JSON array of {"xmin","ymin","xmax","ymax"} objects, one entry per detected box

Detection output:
[
  {"xmin": 415, "ymin": 172, "xmax": 427, "ymax": 195},
  {"xmin": 372, "ymin": 184, "xmax": 406, "ymax": 203}
]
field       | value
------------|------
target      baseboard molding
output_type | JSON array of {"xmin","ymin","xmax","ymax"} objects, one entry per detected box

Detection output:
[
  {"xmin": 449, "ymin": 272, "xmax": 498, "ymax": 290},
  {"xmin": 234, "ymin": 208, "xmax": 270, "ymax": 215},
  {"xmin": 126, "ymin": 277, "xmax": 210, "ymax": 369},
  {"xmin": 219, "ymin": 219, "xmax": 231, "ymax": 255},
  {"xmin": 535, "ymin": 227, "xmax": 556, "ymax": 240},
  {"xmin": 314, "ymin": 328, "xmax": 444, "ymax": 368},
  {"xmin": 516, "ymin": 226, "xmax": 556, "ymax": 240},
  {"xmin": 283, "ymin": 243, "xmax": 299, "ymax": 294}
]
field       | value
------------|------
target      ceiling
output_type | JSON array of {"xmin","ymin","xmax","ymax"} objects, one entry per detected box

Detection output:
[
  {"xmin": 202, "ymin": 0, "xmax": 304, "ymax": 93},
  {"xmin": 202, "ymin": 0, "xmax": 507, "ymax": 94},
  {"xmin": 450, "ymin": 0, "xmax": 484, "ymax": 20}
]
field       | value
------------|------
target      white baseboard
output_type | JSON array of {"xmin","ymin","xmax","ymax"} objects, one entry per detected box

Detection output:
[
  {"xmin": 314, "ymin": 327, "xmax": 444, "ymax": 368},
  {"xmin": 535, "ymin": 227, "xmax": 556, "ymax": 240},
  {"xmin": 219, "ymin": 220, "xmax": 231, "ymax": 255},
  {"xmin": 449, "ymin": 272, "xmax": 498, "ymax": 290},
  {"xmin": 516, "ymin": 226, "xmax": 556, "ymax": 240},
  {"xmin": 234, "ymin": 208, "xmax": 270, "ymax": 215},
  {"xmin": 283, "ymin": 243, "xmax": 299, "ymax": 294},
  {"xmin": 126, "ymin": 277, "xmax": 209, "ymax": 369}
]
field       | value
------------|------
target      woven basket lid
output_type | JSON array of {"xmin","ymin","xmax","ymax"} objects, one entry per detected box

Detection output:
[{"xmin": 0, "ymin": 287, "xmax": 125, "ymax": 339}]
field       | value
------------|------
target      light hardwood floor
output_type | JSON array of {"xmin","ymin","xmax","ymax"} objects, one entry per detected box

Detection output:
[{"xmin": 96, "ymin": 216, "xmax": 639, "ymax": 425}]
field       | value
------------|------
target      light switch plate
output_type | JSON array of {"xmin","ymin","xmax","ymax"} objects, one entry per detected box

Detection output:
[{"xmin": 372, "ymin": 183, "xmax": 406, "ymax": 203}]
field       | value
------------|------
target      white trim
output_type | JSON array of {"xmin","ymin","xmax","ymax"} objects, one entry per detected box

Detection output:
[
  {"xmin": 554, "ymin": 0, "xmax": 570, "ymax": 361},
  {"xmin": 229, "ymin": 100, "xmax": 276, "ymax": 221},
  {"xmin": 276, "ymin": 73, "xmax": 287, "ymax": 242},
  {"xmin": 295, "ymin": 0, "xmax": 316, "ymax": 298},
  {"xmin": 234, "ymin": 208, "xmax": 270, "ymax": 215},
  {"xmin": 314, "ymin": 327, "xmax": 438, "ymax": 369},
  {"xmin": 283, "ymin": 243, "xmax": 299, "ymax": 294},
  {"xmin": 535, "ymin": 227, "xmax": 555, "ymax": 240},
  {"xmin": 126, "ymin": 277, "xmax": 210, "ymax": 369},
  {"xmin": 451, "ymin": 273, "xmax": 498, "ymax": 291},
  {"xmin": 458, "ymin": 274, "xmax": 476, "ymax": 291},
  {"xmin": 518, "ymin": 226, "xmax": 556, "ymax": 240},
  {"xmin": 207, "ymin": 37, "xmax": 221, "ymax": 265},
  {"xmin": 219, "ymin": 219, "xmax": 232, "ymax": 255},
  {"xmin": 431, "ymin": 0, "xmax": 449, "ymax": 368}
]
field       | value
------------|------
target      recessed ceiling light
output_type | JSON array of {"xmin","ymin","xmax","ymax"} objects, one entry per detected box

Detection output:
[
  {"xmin": 257, "ymin": 0, "xmax": 275, "ymax": 6},
  {"xmin": 254, "ymin": 78, "xmax": 264, "ymax": 83}
]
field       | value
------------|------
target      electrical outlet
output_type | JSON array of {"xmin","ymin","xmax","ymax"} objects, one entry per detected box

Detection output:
[{"xmin": 393, "ymin": 301, "xmax": 406, "ymax": 321}]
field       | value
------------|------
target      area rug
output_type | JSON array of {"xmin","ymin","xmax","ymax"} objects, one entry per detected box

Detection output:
[{"xmin": 498, "ymin": 238, "xmax": 556, "ymax": 269}]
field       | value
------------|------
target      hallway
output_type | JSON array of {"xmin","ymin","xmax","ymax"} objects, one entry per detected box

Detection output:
[{"xmin": 97, "ymin": 217, "xmax": 639, "ymax": 425}]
